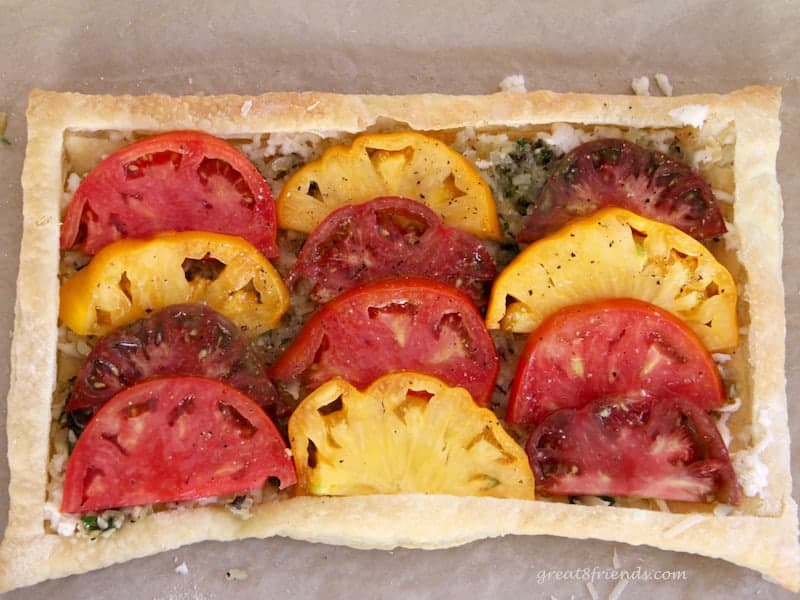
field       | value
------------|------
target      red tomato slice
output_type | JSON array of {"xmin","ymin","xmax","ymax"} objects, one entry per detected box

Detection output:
[
  {"xmin": 528, "ymin": 393, "xmax": 740, "ymax": 504},
  {"xmin": 60, "ymin": 131, "xmax": 279, "ymax": 257},
  {"xmin": 517, "ymin": 138, "xmax": 727, "ymax": 243},
  {"xmin": 270, "ymin": 278, "xmax": 499, "ymax": 406},
  {"xmin": 506, "ymin": 299, "xmax": 725, "ymax": 425},
  {"xmin": 61, "ymin": 376, "xmax": 296, "ymax": 513},
  {"xmin": 286, "ymin": 196, "xmax": 496, "ymax": 305},
  {"xmin": 66, "ymin": 303, "xmax": 285, "ymax": 417}
]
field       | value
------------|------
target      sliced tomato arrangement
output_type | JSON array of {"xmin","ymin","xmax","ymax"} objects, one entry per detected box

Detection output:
[
  {"xmin": 60, "ymin": 130, "xmax": 279, "ymax": 257},
  {"xmin": 507, "ymin": 299, "xmax": 726, "ymax": 425},
  {"xmin": 55, "ymin": 126, "xmax": 744, "ymax": 513},
  {"xmin": 61, "ymin": 377, "xmax": 297, "ymax": 513},
  {"xmin": 270, "ymin": 278, "xmax": 499, "ymax": 406},
  {"xmin": 517, "ymin": 138, "xmax": 727, "ymax": 243},
  {"xmin": 287, "ymin": 196, "xmax": 496, "ymax": 305},
  {"xmin": 66, "ymin": 303, "xmax": 284, "ymax": 417},
  {"xmin": 528, "ymin": 393, "xmax": 739, "ymax": 504}
]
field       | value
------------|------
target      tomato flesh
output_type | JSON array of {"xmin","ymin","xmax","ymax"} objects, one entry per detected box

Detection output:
[
  {"xmin": 66, "ymin": 304, "xmax": 286, "ymax": 417},
  {"xmin": 517, "ymin": 138, "xmax": 727, "ymax": 243},
  {"xmin": 507, "ymin": 299, "xmax": 726, "ymax": 424},
  {"xmin": 287, "ymin": 196, "xmax": 496, "ymax": 305},
  {"xmin": 528, "ymin": 393, "xmax": 739, "ymax": 504},
  {"xmin": 60, "ymin": 131, "xmax": 279, "ymax": 257},
  {"xmin": 270, "ymin": 278, "xmax": 499, "ymax": 406},
  {"xmin": 61, "ymin": 377, "xmax": 296, "ymax": 513}
]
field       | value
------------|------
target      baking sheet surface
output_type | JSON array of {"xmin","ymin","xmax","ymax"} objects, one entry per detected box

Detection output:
[{"xmin": 0, "ymin": 1, "xmax": 798, "ymax": 597}]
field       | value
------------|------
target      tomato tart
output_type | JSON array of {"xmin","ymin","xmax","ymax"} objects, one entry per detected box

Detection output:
[{"xmin": 0, "ymin": 86, "xmax": 796, "ymax": 591}]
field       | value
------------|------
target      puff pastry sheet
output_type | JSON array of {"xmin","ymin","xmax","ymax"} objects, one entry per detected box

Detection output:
[{"xmin": 1, "ymin": 87, "xmax": 796, "ymax": 591}]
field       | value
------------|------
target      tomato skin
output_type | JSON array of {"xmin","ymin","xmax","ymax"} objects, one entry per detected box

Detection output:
[
  {"xmin": 506, "ymin": 299, "xmax": 726, "ymax": 425},
  {"xmin": 517, "ymin": 138, "xmax": 727, "ymax": 243},
  {"xmin": 60, "ymin": 131, "xmax": 279, "ymax": 257},
  {"xmin": 270, "ymin": 278, "xmax": 499, "ymax": 406},
  {"xmin": 66, "ymin": 304, "xmax": 285, "ymax": 417},
  {"xmin": 287, "ymin": 196, "xmax": 496, "ymax": 305},
  {"xmin": 61, "ymin": 377, "xmax": 296, "ymax": 513},
  {"xmin": 528, "ymin": 393, "xmax": 739, "ymax": 504}
]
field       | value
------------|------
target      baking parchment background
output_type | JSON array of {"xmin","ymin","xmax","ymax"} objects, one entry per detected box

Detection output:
[{"xmin": 1, "ymin": 1, "xmax": 798, "ymax": 598}]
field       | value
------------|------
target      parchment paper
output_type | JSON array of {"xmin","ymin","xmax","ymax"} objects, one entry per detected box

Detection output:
[{"xmin": 0, "ymin": 1, "xmax": 798, "ymax": 598}]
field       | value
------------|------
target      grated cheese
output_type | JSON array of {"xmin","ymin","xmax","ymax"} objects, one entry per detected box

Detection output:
[
  {"xmin": 631, "ymin": 76, "xmax": 650, "ymax": 96},
  {"xmin": 654, "ymin": 73, "xmax": 673, "ymax": 97},
  {"xmin": 712, "ymin": 188, "xmax": 734, "ymax": 203},
  {"xmin": 714, "ymin": 504, "xmax": 735, "ymax": 516},
  {"xmin": 538, "ymin": 123, "xmax": 586, "ymax": 154},
  {"xmin": 586, "ymin": 581, "xmax": 600, "ymax": 600},
  {"xmin": 731, "ymin": 408, "xmax": 772, "ymax": 497},
  {"xmin": 663, "ymin": 514, "xmax": 706, "ymax": 539},
  {"xmin": 653, "ymin": 499, "xmax": 670, "ymax": 513},
  {"xmin": 175, "ymin": 562, "xmax": 189, "ymax": 575},
  {"xmin": 668, "ymin": 105, "xmax": 709, "ymax": 128},
  {"xmin": 716, "ymin": 411, "xmax": 733, "ymax": 447},
  {"xmin": 608, "ymin": 579, "xmax": 629, "ymax": 600},
  {"xmin": 499, "ymin": 74, "xmax": 527, "ymax": 93}
]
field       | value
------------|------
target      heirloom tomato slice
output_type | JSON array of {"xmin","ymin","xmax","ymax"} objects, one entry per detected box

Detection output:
[
  {"xmin": 528, "ymin": 393, "xmax": 739, "ymax": 504},
  {"xmin": 59, "ymin": 231, "xmax": 289, "ymax": 337},
  {"xmin": 287, "ymin": 196, "xmax": 496, "ymax": 305},
  {"xmin": 277, "ymin": 131, "xmax": 501, "ymax": 239},
  {"xmin": 288, "ymin": 372, "xmax": 534, "ymax": 498},
  {"xmin": 486, "ymin": 207, "xmax": 738, "ymax": 352},
  {"xmin": 271, "ymin": 278, "xmax": 498, "ymax": 406},
  {"xmin": 61, "ymin": 130, "xmax": 279, "ymax": 257},
  {"xmin": 66, "ymin": 304, "xmax": 282, "ymax": 417},
  {"xmin": 517, "ymin": 138, "xmax": 727, "ymax": 243},
  {"xmin": 61, "ymin": 376, "xmax": 296, "ymax": 513},
  {"xmin": 506, "ymin": 299, "xmax": 725, "ymax": 425}
]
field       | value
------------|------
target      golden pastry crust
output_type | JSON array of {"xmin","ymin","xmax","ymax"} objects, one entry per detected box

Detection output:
[{"xmin": 1, "ymin": 86, "xmax": 796, "ymax": 592}]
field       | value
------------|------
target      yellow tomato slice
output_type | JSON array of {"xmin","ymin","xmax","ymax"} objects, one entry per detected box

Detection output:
[
  {"xmin": 486, "ymin": 208, "xmax": 738, "ymax": 352},
  {"xmin": 277, "ymin": 131, "xmax": 501, "ymax": 239},
  {"xmin": 288, "ymin": 372, "xmax": 535, "ymax": 499},
  {"xmin": 60, "ymin": 231, "xmax": 289, "ymax": 337}
]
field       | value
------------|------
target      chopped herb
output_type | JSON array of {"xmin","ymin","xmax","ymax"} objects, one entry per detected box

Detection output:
[
  {"xmin": 81, "ymin": 514, "xmax": 116, "ymax": 532},
  {"xmin": 0, "ymin": 137, "xmax": 10, "ymax": 146},
  {"xmin": 489, "ymin": 138, "xmax": 562, "ymax": 226}
]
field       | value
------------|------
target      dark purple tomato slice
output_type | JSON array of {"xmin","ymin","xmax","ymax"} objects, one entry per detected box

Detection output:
[
  {"xmin": 287, "ymin": 196, "xmax": 496, "ymax": 306},
  {"xmin": 517, "ymin": 138, "xmax": 727, "ymax": 243},
  {"xmin": 528, "ymin": 393, "xmax": 739, "ymax": 504},
  {"xmin": 66, "ymin": 303, "xmax": 284, "ymax": 417}
]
